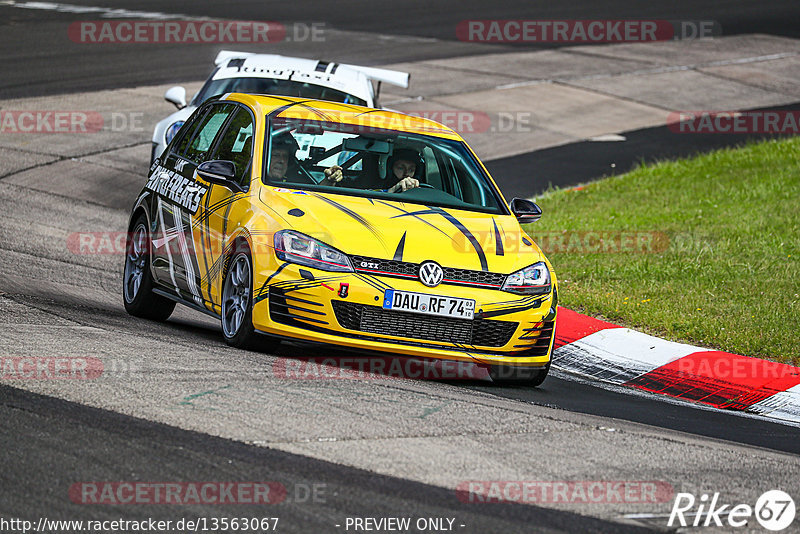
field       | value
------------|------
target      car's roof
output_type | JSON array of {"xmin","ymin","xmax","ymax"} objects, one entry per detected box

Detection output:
[{"xmin": 225, "ymin": 93, "xmax": 462, "ymax": 141}]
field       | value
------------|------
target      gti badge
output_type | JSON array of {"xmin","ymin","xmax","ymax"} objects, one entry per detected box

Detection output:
[
  {"xmin": 338, "ymin": 283, "xmax": 349, "ymax": 298},
  {"xmin": 418, "ymin": 261, "xmax": 444, "ymax": 287}
]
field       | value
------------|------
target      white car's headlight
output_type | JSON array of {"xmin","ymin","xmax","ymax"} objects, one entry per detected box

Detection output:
[
  {"xmin": 502, "ymin": 262, "xmax": 551, "ymax": 295},
  {"xmin": 274, "ymin": 230, "xmax": 353, "ymax": 272},
  {"xmin": 165, "ymin": 120, "xmax": 185, "ymax": 145}
]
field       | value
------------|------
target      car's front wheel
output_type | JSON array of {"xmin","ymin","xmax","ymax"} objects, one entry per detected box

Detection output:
[
  {"xmin": 123, "ymin": 214, "xmax": 176, "ymax": 321},
  {"xmin": 221, "ymin": 248, "xmax": 277, "ymax": 351},
  {"xmin": 488, "ymin": 362, "xmax": 550, "ymax": 387}
]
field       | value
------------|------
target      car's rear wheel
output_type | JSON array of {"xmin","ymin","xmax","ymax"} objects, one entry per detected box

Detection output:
[
  {"xmin": 123, "ymin": 214, "xmax": 176, "ymax": 321},
  {"xmin": 221, "ymin": 247, "xmax": 277, "ymax": 351},
  {"xmin": 488, "ymin": 362, "xmax": 550, "ymax": 387}
]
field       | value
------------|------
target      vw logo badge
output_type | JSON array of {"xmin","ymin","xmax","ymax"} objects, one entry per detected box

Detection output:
[{"xmin": 419, "ymin": 261, "xmax": 444, "ymax": 287}]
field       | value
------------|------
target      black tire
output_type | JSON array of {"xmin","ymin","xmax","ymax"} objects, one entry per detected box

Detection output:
[
  {"xmin": 122, "ymin": 214, "xmax": 176, "ymax": 321},
  {"xmin": 221, "ymin": 246, "xmax": 277, "ymax": 351},
  {"xmin": 488, "ymin": 361, "xmax": 550, "ymax": 387}
]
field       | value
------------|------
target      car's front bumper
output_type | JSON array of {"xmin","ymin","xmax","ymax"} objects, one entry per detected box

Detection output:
[{"xmin": 251, "ymin": 262, "xmax": 556, "ymax": 367}]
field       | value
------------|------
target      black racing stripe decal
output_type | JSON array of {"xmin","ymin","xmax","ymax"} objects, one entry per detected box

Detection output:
[
  {"xmin": 355, "ymin": 273, "xmax": 394, "ymax": 292},
  {"xmin": 333, "ymin": 101, "xmax": 369, "ymax": 112},
  {"xmin": 280, "ymin": 100, "xmax": 341, "ymax": 123},
  {"xmin": 309, "ymin": 192, "xmax": 386, "ymax": 247},
  {"xmin": 266, "ymin": 99, "xmax": 317, "ymax": 119},
  {"xmin": 213, "ymin": 197, "xmax": 237, "ymax": 301},
  {"xmin": 192, "ymin": 192, "xmax": 247, "ymax": 227},
  {"xmin": 484, "ymin": 295, "xmax": 539, "ymax": 307},
  {"xmin": 201, "ymin": 253, "xmax": 226, "ymax": 288},
  {"xmin": 374, "ymin": 200, "xmax": 451, "ymax": 239},
  {"xmin": 271, "ymin": 276, "xmax": 343, "ymax": 293},
  {"xmin": 354, "ymin": 109, "xmax": 384, "ymax": 118},
  {"xmin": 478, "ymin": 299, "xmax": 544, "ymax": 319},
  {"xmin": 264, "ymin": 95, "xmax": 360, "ymax": 120},
  {"xmin": 390, "ymin": 208, "xmax": 441, "ymax": 217},
  {"xmin": 253, "ymin": 262, "xmax": 290, "ymax": 304},
  {"xmin": 493, "ymin": 218, "xmax": 504, "ymax": 256},
  {"xmin": 393, "ymin": 231, "xmax": 407, "ymax": 261},
  {"xmin": 202, "ymin": 239, "xmax": 238, "ymax": 287},
  {"xmin": 427, "ymin": 206, "xmax": 488, "ymax": 272},
  {"xmin": 199, "ymin": 187, "xmax": 214, "ymax": 304}
]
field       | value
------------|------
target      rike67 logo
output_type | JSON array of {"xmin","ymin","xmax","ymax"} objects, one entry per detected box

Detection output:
[{"xmin": 669, "ymin": 490, "xmax": 795, "ymax": 531}]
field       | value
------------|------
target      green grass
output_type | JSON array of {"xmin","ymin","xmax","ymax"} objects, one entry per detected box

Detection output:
[{"xmin": 524, "ymin": 137, "xmax": 800, "ymax": 364}]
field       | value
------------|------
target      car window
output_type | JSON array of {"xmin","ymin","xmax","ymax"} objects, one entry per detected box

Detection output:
[
  {"xmin": 180, "ymin": 103, "xmax": 236, "ymax": 163},
  {"xmin": 210, "ymin": 107, "xmax": 254, "ymax": 186},
  {"xmin": 264, "ymin": 118, "xmax": 506, "ymax": 214},
  {"xmin": 172, "ymin": 108, "xmax": 208, "ymax": 158},
  {"xmin": 194, "ymin": 77, "xmax": 368, "ymax": 107}
]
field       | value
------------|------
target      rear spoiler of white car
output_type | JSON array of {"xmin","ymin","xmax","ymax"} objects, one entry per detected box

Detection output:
[
  {"xmin": 340, "ymin": 64, "xmax": 409, "ymax": 89},
  {"xmin": 214, "ymin": 50, "xmax": 410, "ymax": 88}
]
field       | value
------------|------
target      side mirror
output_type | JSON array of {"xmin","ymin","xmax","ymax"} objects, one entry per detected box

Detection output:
[
  {"xmin": 197, "ymin": 160, "xmax": 243, "ymax": 192},
  {"xmin": 510, "ymin": 197, "xmax": 542, "ymax": 223},
  {"xmin": 164, "ymin": 86, "xmax": 187, "ymax": 109}
]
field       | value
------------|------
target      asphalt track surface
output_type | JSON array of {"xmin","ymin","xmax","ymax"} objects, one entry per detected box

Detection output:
[
  {"xmin": 485, "ymin": 104, "xmax": 800, "ymax": 197},
  {"xmin": 2, "ymin": 0, "xmax": 800, "ymax": 98},
  {"xmin": 1, "ymin": 385, "xmax": 652, "ymax": 534},
  {"xmin": 2, "ymin": 1, "xmax": 800, "ymax": 532}
]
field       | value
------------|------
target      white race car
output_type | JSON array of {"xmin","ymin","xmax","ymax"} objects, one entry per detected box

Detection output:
[{"xmin": 151, "ymin": 50, "xmax": 410, "ymax": 163}]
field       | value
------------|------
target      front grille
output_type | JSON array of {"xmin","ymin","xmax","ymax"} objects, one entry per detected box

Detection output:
[
  {"xmin": 350, "ymin": 255, "xmax": 507, "ymax": 289},
  {"xmin": 332, "ymin": 301, "xmax": 518, "ymax": 347}
]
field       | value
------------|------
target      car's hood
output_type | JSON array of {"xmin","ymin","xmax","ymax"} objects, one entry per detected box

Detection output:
[{"xmin": 260, "ymin": 189, "xmax": 545, "ymax": 273}]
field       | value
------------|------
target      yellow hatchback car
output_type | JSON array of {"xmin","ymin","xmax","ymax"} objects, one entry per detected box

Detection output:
[{"xmin": 124, "ymin": 94, "xmax": 557, "ymax": 385}]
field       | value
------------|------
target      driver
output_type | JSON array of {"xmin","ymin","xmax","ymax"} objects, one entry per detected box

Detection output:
[
  {"xmin": 318, "ymin": 148, "xmax": 423, "ymax": 192},
  {"xmin": 385, "ymin": 148, "xmax": 423, "ymax": 193}
]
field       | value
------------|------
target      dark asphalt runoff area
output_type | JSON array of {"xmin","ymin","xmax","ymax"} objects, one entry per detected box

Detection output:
[
  {"xmin": 1, "ymin": 385, "xmax": 654, "ymax": 534},
  {"xmin": 1, "ymin": 0, "xmax": 799, "ymax": 99},
  {"xmin": 486, "ymin": 101, "xmax": 800, "ymax": 198}
]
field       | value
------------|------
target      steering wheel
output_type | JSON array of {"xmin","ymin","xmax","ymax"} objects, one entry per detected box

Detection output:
[{"xmin": 397, "ymin": 183, "xmax": 435, "ymax": 193}]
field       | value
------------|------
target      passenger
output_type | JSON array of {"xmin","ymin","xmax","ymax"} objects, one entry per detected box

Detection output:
[
  {"xmin": 269, "ymin": 133, "xmax": 344, "ymax": 186},
  {"xmin": 267, "ymin": 133, "xmax": 303, "ymax": 182}
]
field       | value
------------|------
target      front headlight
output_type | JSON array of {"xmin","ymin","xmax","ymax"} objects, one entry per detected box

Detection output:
[
  {"xmin": 502, "ymin": 261, "xmax": 551, "ymax": 295},
  {"xmin": 274, "ymin": 230, "xmax": 353, "ymax": 272},
  {"xmin": 165, "ymin": 120, "xmax": 185, "ymax": 145}
]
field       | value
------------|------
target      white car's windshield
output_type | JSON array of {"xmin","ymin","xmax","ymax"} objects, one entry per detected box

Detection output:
[
  {"xmin": 263, "ymin": 118, "xmax": 507, "ymax": 215},
  {"xmin": 194, "ymin": 77, "xmax": 367, "ymax": 107}
]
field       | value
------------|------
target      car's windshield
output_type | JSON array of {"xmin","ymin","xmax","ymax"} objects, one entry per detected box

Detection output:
[
  {"xmin": 194, "ymin": 77, "xmax": 367, "ymax": 107},
  {"xmin": 262, "ymin": 117, "xmax": 507, "ymax": 214}
]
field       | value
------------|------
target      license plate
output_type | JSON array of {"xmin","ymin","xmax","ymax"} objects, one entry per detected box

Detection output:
[{"xmin": 382, "ymin": 289, "xmax": 475, "ymax": 320}]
